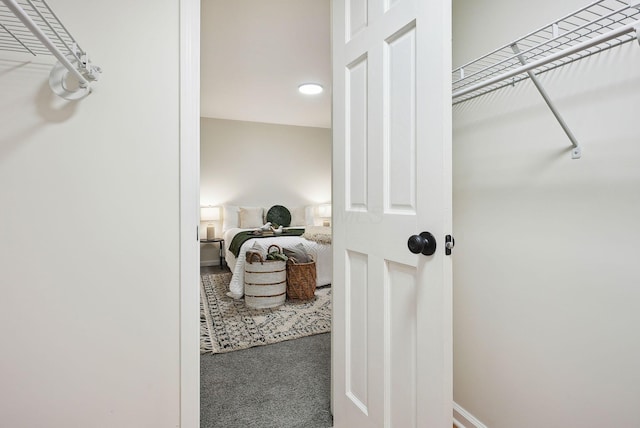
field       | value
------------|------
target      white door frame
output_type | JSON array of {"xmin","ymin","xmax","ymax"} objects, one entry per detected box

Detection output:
[{"xmin": 179, "ymin": 0, "xmax": 201, "ymax": 427}]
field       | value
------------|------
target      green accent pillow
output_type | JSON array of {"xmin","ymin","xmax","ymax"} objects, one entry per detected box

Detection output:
[{"xmin": 266, "ymin": 205, "xmax": 292, "ymax": 227}]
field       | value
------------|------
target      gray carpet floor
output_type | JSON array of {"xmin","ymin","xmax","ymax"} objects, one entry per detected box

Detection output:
[{"xmin": 201, "ymin": 307, "xmax": 332, "ymax": 428}]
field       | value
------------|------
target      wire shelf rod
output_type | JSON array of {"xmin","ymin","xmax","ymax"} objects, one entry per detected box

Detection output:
[
  {"xmin": 35, "ymin": 0, "xmax": 81, "ymax": 52},
  {"xmin": 1, "ymin": 0, "xmax": 88, "ymax": 85},
  {"xmin": 452, "ymin": 19, "xmax": 639, "ymax": 100},
  {"xmin": 452, "ymin": 1, "xmax": 640, "ymax": 159},
  {"xmin": 452, "ymin": 0, "xmax": 607, "ymax": 74},
  {"xmin": 452, "ymin": 0, "xmax": 640, "ymax": 104},
  {"xmin": 0, "ymin": 20, "xmax": 32, "ymax": 53},
  {"xmin": 452, "ymin": 3, "xmax": 632, "ymax": 86},
  {"xmin": 24, "ymin": 0, "xmax": 76, "ymax": 60},
  {"xmin": 453, "ymin": 35, "xmax": 636, "ymax": 105}
]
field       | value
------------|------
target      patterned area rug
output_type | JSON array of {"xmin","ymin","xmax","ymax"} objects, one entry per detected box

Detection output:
[{"xmin": 200, "ymin": 273, "xmax": 331, "ymax": 354}]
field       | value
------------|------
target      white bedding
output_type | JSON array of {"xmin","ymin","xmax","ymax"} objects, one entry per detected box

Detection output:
[{"xmin": 224, "ymin": 228, "xmax": 332, "ymax": 299}]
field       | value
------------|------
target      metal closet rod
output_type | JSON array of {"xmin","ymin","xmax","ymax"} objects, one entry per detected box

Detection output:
[
  {"xmin": 452, "ymin": 1, "xmax": 602, "ymax": 77},
  {"xmin": 452, "ymin": 2, "xmax": 632, "ymax": 88},
  {"xmin": 1, "ymin": 0, "xmax": 89, "ymax": 86},
  {"xmin": 452, "ymin": 20, "xmax": 640, "ymax": 100}
]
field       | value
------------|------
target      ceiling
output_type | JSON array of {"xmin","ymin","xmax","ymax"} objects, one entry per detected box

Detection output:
[{"xmin": 201, "ymin": 0, "xmax": 331, "ymax": 129}]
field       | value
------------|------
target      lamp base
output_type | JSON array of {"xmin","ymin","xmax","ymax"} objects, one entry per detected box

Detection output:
[{"xmin": 206, "ymin": 225, "xmax": 216, "ymax": 240}]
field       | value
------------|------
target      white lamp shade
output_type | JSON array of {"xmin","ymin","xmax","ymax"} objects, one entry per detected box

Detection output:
[
  {"xmin": 317, "ymin": 204, "xmax": 332, "ymax": 218},
  {"xmin": 200, "ymin": 206, "xmax": 220, "ymax": 222}
]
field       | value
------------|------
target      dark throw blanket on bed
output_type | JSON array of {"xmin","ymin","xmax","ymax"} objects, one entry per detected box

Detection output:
[{"xmin": 228, "ymin": 228, "xmax": 306, "ymax": 257}]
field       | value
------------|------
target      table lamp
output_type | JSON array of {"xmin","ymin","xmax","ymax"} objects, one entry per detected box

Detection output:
[
  {"xmin": 317, "ymin": 204, "xmax": 332, "ymax": 227},
  {"xmin": 200, "ymin": 206, "xmax": 220, "ymax": 240}
]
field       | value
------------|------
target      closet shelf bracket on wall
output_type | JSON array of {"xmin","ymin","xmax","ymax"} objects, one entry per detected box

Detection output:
[
  {"xmin": 0, "ymin": 0, "xmax": 101, "ymax": 100},
  {"xmin": 452, "ymin": 0, "xmax": 640, "ymax": 159},
  {"xmin": 511, "ymin": 43, "xmax": 582, "ymax": 159}
]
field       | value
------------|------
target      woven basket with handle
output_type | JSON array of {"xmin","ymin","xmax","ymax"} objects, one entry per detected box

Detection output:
[
  {"xmin": 286, "ymin": 256, "xmax": 316, "ymax": 301},
  {"xmin": 244, "ymin": 245, "xmax": 287, "ymax": 309}
]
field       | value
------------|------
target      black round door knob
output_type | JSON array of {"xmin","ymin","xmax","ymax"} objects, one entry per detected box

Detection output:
[{"xmin": 407, "ymin": 231, "xmax": 437, "ymax": 256}]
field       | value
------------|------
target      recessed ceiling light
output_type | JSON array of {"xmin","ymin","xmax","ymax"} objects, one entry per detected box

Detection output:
[{"xmin": 298, "ymin": 83, "xmax": 323, "ymax": 95}]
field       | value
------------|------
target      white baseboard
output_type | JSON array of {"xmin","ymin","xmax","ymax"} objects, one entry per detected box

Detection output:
[
  {"xmin": 453, "ymin": 402, "xmax": 488, "ymax": 428},
  {"xmin": 200, "ymin": 259, "xmax": 220, "ymax": 267}
]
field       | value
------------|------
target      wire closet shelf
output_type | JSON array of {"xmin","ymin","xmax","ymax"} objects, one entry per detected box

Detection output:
[
  {"xmin": 0, "ymin": 0, "xmax": 100, "ymax": 100},
  {"xmin": 452, "ymin": 0, "xmax": 640, "ymax": 104}
]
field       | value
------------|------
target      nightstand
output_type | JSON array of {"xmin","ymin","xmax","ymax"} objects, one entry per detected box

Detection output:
[{"xmin": 200, "ymin": 238, "xmax": 225, "ymax": 269}]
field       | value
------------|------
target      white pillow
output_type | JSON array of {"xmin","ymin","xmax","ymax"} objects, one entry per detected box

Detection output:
[
  {"xmin": 239, "ymin": 207, "xmax": 264, "ymax": 228},
  {"xmin": 222, "ymin": 205, "xmax": 239, "ymax": 232},
  {"xmin": 290, "ymin": 206, "xmax": 306, "ymax": 227}
]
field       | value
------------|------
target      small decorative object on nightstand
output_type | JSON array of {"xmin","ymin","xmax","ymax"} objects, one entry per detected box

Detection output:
[{"xmin": 200, "ymin": 237, "xmax": 225, "ymax": 270}]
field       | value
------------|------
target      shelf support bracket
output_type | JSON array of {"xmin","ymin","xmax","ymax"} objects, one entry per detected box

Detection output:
[
  {"xmin": 1, "ymin": 0, "xmax": 100, "ymax": 100},
  {"xmin": 511, "ymin": 43, "xmax": 582, "ymax": 159}
]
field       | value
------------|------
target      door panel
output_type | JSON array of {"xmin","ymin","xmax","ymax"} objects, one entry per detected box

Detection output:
[
  {"xmin": 348, "ymin": 0, "xmax": 368, "ymax": 40},
  {"xmin": 332, "ymin": 0, "xmax": 452, "ymax": 426},
  {"xmin": 346, "ymin": 250, "xmax": 369, "ymax": 413},
  {"xmin": 386, "ymin": 261, "xmax": 418, "ymax": 427},
  {"xmin": 385, "ymin": 24, "xmax": 417, "ymax": 213},
  {"xmin": 346, "ymin": 57, "xmax": 369, "ymax": 211}
]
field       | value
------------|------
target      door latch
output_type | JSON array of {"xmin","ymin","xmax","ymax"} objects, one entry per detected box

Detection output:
[{"xmin": 445, "ymin": 234, "xmax": 455, "ymax": 256}]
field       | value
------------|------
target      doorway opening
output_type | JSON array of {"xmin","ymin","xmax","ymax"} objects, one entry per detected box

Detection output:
[{"xmin": 198, "ymin": 1, "xmax": 333, "ymax": 427}]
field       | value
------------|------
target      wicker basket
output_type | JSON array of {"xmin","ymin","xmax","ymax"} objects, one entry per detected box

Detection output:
[
  {"xmin": 286, "ymin": 256, "xmax": 317, "ymax": 301},
  {"xmin": 244, "ymin": 245, "xmax": 287, "ymax": 309}
]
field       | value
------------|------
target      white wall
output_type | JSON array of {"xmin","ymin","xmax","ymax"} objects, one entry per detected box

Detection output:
[
  {"xmin": 199, "ymin": 118, "xmax": 331, "ymax": 262},
  {"xmin": 200, "ymin": 117, "xmax": 331, "ymax": 208},
  {"xmin": 0, "ymin": 1, "xmax": 181, "ymax": 427},
  {"xmin": 453, "ymin": 1, "xmax": 640, "ymax": 427}
]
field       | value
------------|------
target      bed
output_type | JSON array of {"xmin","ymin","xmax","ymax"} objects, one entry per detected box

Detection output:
[{"xmin": 221, "ymin": 205, "xmax": 332, "ymax": 299}]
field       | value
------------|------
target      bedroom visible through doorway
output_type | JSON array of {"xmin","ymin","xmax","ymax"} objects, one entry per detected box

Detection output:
[{"xmin": 198, "ymin": 1, "xmax": 332, "ymax": 427}]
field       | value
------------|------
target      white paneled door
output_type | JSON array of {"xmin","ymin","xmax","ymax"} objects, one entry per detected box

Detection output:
[{"xmin": 332, "ymin": 0, "xmax": 452, "ymax": 426}]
